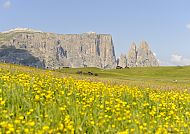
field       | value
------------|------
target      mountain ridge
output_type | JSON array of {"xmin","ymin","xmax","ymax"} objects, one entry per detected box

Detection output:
[
  {"xmin": 0, "ymin": 29, "xmax": 117, "ymax": 69},
  {"xmin": 0, "ymin": 28, "xmax": 159, "ymax": 69}
]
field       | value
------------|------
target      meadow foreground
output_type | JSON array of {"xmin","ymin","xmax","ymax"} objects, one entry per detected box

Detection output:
[{"xmin": 0, "ymin": 65, "xmax": 190, "ymax": 133}]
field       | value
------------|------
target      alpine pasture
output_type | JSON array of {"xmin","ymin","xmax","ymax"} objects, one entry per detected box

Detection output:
[{"xmin": 0, "ymin": 63, "xmax": 190, "ymax": 133}]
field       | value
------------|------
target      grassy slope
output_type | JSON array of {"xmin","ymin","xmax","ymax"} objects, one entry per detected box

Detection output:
[
  {"xmin": 1, "ymin": 62, "xmax": 190, "ymax": 90},
  {"xmin": 57, "ymin": 66, "xmax": 190, "ymax": 80},
  {"xmin": 57, "ymin": 66, "xmax": 190, "ymax": 90}
]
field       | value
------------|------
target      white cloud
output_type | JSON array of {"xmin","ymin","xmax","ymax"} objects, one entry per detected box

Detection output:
[
  {"xmin": 171, "ymin": 54, "xmax": 190, "ymax": 66},
  {"xmin": 3, "ymin": 0, "xmax": 12, "ymax": 9},
  {"xmin": 186, "ymin": 24, "xmax": 190, "ymax": 30}
]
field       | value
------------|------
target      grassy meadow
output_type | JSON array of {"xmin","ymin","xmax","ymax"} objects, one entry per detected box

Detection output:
[
  {"xmin": 58, "ymin": 66, "xmax": 190, "ymax": 90},
  {"xmin": 0, "ymin": 63, "xmax": 190, "ymax": 133}
]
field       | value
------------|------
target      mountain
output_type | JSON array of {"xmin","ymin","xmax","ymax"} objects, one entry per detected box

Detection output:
[
  {"xmin": 0, "ymin": 28, "xmax": 116, "ymax": 69},
  {"xmin": 0, "ymin": 28, "xmax": 159, "ymax": 69},
  {"xmin": 117, "ymin": 54, "xmax": 127, "ymax": 68},
  {"xmin": 126, "ymin": 41, "xmax": 159, "ymax": 67},
  {"xmin": 127, "ymin": 42, "xmax": 138, "ymax": 67}
]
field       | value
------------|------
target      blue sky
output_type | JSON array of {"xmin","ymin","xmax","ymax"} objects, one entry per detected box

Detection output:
[{"xmin": 0, "ymin": 0, "xmax": 190, "ymax": 66}]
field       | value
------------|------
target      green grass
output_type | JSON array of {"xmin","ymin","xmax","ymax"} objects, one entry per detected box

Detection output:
[
  {"xmin": 0, "ymin": 63, "xmax": 190, "ymax": 133},
  {"xmin": 1, "ymin": 62, "xmax": 190, "ymax": 90},
  {"xmin": 57, "ymin": 66, "xmax": 190, "ymax": 90},
  {"xmin": 0, "ymin": 32, "xmax": 35, "ymax": 42},
  {"xmin": 57, "ymin": 66, "xmax": 190, "ymax": 80}
]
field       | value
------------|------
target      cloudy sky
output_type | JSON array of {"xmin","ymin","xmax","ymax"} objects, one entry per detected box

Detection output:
[{"xmin": 0, "ymin": 0, "xmax": 190, "ymax": 66}]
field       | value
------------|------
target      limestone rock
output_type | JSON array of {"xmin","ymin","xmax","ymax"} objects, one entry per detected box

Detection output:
[
  {"xmin": 0, "ymin": 29, "xmax": 116, "ymax": 69},
  {"xmin": 127, "ymin": 41, "xmax": 159, "ymax": 67},
  {"xmin": 117, "ymin": 54, "xmax": 127, "ymax": 68},
  {"xmin": 127, "ymin": 42, "xmax": 138, "ymax": 67},
  {"xmin": 137, "ymin": 41, "xmax": 159, "ymax": 67}
]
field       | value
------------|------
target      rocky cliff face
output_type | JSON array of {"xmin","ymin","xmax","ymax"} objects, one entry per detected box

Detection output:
[
  {"xmin": 117, "ymin": 54, "xmax": 127, "ymax": 68},
  {"xmin": 127, "ymin": 42, "xmax": 138, "ymax": 67},
  {"xmin": 0, "ymin": 29, "xmax": 116, "ymax": 69},
  {"xmin": 126, "ymin": 41, "xmax": 159, "ymax": 67},
  {"xmin": 136, "ymin": 41, "xmax": 159, "ymax": 67}
]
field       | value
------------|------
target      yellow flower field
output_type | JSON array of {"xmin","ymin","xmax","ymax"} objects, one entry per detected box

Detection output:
[{"xmin": 0, "ymin": 67, "xmax": 190, "ymax": 133}]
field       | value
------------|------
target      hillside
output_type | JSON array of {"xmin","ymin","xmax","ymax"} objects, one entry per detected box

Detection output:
[
  {"xmin": 57, "ymin": 66, "xmax": 190, "ymax": 90},
  {"xmin": 1, "ymin": 62, "xmax": 190, "ymax": 90},
  {"xmin": 57, "ymin": 66, "xmax": 190, "ymax": 80},
  {"xmin": 0, "ymin": 62, "xmax": 190, "ymax": 133}
]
